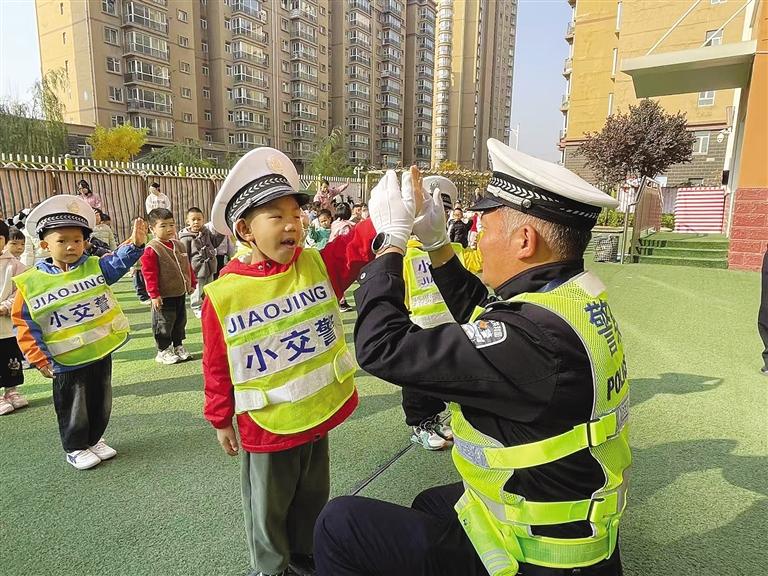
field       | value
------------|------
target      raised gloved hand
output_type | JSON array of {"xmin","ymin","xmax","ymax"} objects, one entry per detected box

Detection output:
[
  {"xmin": 368, "ymin": 170, "xmax": 416, "ymax": 251},
  {"xmin": 412, "ymin": 185, "xmax": 449, "ymax": 251}
]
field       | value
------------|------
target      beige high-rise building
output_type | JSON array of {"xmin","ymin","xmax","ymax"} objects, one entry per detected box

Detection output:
[
  {"xmin": 432, "ymin": 0, "xmax": 517, "ymax": 171},
  {"xmin": 36, "ymin": 0, "xmax": 330, "ymax": 169}
]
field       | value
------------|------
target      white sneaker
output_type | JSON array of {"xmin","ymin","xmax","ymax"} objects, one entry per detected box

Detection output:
[
  {"xmin": 66, "ymin": 449, "xmax": 101, "ymax": 470},
  {"xmin": 155, "ymin": 347, "xmax": 181, "ymax": 365},
  {"xmin": 0, "ymin": 396, "xmax": 14, "ymax": 416},
  {"xmin": 411, "ymin": 416, "xmax": 453, "ymax": 451},
  {"xmin": 89, "ymin": 438, "xmax": 117, "ymax": 460},
  {"xmin": 174, "ymin": 345, "xmax": 191, "ymax": 361}
]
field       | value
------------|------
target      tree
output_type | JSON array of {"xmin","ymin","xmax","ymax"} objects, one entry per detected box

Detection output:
[
  {"xmin": 578, "ymin": 99, "xmax": 695, "ymax": 189},
  {"xmin": 307, "ymin": 126, "xmax": 354, "ymax": 176},
  {"xmin": 0, "ymin": 68, "xmax": 68, "ymax": 156},
  {"xmin": 89, "ymin": 124, "xmax": 148, "ymax": 162},
  {"xmin": 437, "ymin": 159, "xmax": 460, "ymax": 172},
  {"xmin": 138, "ymin": 143, "xmax": 215, "ymax": 168}
]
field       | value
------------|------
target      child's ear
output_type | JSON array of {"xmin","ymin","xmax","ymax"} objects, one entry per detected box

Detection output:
[
  {"xmin": 39, "ymin": 240, "xmax": 49, "ymax": 250},
  {"xmin": 234, "ymin": 219, "xmax": 253, "ymax": 242}
]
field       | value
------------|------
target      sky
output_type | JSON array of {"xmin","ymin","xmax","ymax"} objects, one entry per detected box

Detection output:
[{"xmin": 0, "ymin": 0, "xmax": 570, "ymax": 162}]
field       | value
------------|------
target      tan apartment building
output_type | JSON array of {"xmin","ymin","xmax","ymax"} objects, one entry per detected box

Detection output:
[
  {"xmin": 432, "ymin": 0, "xmax": 517, "ymax": 171},
  {"xmin": 560, "ymin": 0, "xmax": 745, "ymax": 188}
]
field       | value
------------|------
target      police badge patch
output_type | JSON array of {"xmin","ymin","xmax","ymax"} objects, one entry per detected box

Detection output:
[{"xmin": 461, "ymin": 319, "xmax": 507, "ymax": 349}]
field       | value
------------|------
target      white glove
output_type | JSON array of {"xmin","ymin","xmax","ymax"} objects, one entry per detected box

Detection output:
[
  {"xmin": 412, "ymin": 187, "xmax": 449, "ymax": 251},
  {"xmin": 368, "ymin": 170, "xmax": 415, "ymax": 251}
]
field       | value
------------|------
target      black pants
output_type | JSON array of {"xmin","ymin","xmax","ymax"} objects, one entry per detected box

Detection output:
[
  {"xmin": 214, "ymin": 254, "xmax": 227, "ymax": 280},
  {"xmin": 0, "ymin": 336, "xmax": 24, "ymax": 389},
  {"xmin": 133, "ymin": 269, "xmax": 149, "ymax": 302},
  {"xmin": 52, "ymin": 356, "xmax": 112, "ymax": 452},
  {"xmin": 402, "ymin": 387, "xmax": 446, "ymax": 426},
  {"xmin": 759, "ymin": 250, "xmax": 768, "ymax": 367},
  {"xmin": 314, "ymin": 483, "xmax": 623, "ymax": 576},
  {"xmin": 152, "ymin": 295, "xmax": 187, "ymax": 351}
]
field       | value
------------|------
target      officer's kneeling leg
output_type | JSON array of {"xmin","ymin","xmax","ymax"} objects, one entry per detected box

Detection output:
[{"xmin": 314, "ymin": 494, "xmax": 484, "ymax": 576}]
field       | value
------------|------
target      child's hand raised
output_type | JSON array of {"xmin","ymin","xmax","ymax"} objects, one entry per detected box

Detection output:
[{"xmin": 128, "ymin": 218, "xmax": 148, "ymax": 247}]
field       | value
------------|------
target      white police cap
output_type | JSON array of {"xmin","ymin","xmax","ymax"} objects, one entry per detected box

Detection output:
[
  {"xmin": 423, "ymin": 175, "xmax": 458, "ymax": 210},
  {"xmin": 211, "ymin": 147, "xmax": 309, "ymax": 236},
  {"xmin": 471, "ymin": 139, "xmax": 618, "ymax": 229},
  {"xmin": 27, "ymin": 195, "xmax": 96, "ymax": 239}
]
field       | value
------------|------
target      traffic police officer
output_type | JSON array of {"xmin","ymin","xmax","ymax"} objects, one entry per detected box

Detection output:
[{"xmin": 313, "ymin": 139, "xmax": 630, "ymax": 576}]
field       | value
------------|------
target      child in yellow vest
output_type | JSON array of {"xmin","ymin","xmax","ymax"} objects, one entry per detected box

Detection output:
[
  {"xmin": 202, "ymin": 148, "xmax": 376, "ymax": 576},
  {"xmin": 12, "ymin": 195, "xmax": 147, "ymax": 470}
]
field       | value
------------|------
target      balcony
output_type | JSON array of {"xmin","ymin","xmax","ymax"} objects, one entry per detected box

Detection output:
[
  {"xmin": 348, "ymin": 0, "xmax": 372, "ymax": 15},
  {"xmin": 563, "ymin": 57, "xmax": 572, "ymax": 75},
  {"xmin": 123, "ymin": 13, "xmax": 168, "ymax": 34},
  {"xmin": 565, "ymin": 21, "xmax": 575, "ymax": 40},
  {"xmin": 234, "ymin": 97, "xmax": 269, "ymax": 110},
  {"xmin": 381, "ymin": 84, "xmax": 401, "ymax": 95},
  {"xmin": 290, "ymin": 8, "xmax": 317, "ymax": 23},
  {"xmin": 560, "ymin": 95, "xmax": 570, "ymax": 111},
  {"xmin": 348, "ymin": 16, "xmax": 371, "ymax": 32},
  {"xmin": 232, "ymin": 1, "xmax": 262, "ymax": 19},
  {"xmin": 349, "ymin": 53, "xmax": 371, "ymax": 66},
  {"xmin": 124, "ymin": 71, "xmax": 170, "ymax": 87},
  {"xmin": 383, "ymin": 36, "xmax": 402, "ymax": 48},
  {"xmin": 349, "ymin": 71, "xmax": 370, "ymax": 82},
  {"xmin": 291, "ymin": 51, "xmax": 318, "ymax": 63},
  {"xmin": 381, "ymin": 142, "xmax": 400, "ymax": 154},
  {"xmin": 233, "ymin": 51, "xmax": 269, "ymax": 67},
  {"xmin": 294, "ymin": 29, "xmax": 317, "ymax": 43},
  {"xmin": 291, "ymin": 70, "xmax": 318, "ymax": 82},
  {"xmin": 147, "ymin": 128, "xmax": 173, "ymax": 140},
  {"xmin": 292, "ymin": 129, "xmax": 317, "ymax": 140},
  {"xmin": 127, "ymin": 99, "xmax": 172, "ymax": 114},
  {"xmin": 293, "ymin": 110, "xmax": 318, "ymax": 121},
  {"xmin": 124, "ymin": 43, "xmax": 169, "ymax": 62},
  {"xmin": 559, "ymin": 128, "xmax": 567, "ymax": 140},
  {"xmin": 348, "ymin": 88, "xmax": 370, "ymax": 98},
  {"xmin": 292, "ymin": 91, "xmax": 318, "ymax": 102},
  {"xmin": 419, "ymin": 53, "xmax": 434, "ymax": 64},
  {"xmin": 233, "ymin": 74, "xmax": 269, "ymax": 89},
  {"xmin": 349, "ymin": 140, "xmax": 369, "ymax": 150},
  {"xmin": 235, "ymin": 119, "xmax": 270, "ymax": 131},
  {"xmin": 382, "ymin": 0, "xmax": 402, "ymax": 14},
  {"xmin": 232, "ymin": 27, "xmax": 268, "ymax": 44},
  {"xmin": 382, "ymin": 100, "xmax": 400, "ymax": 110}
]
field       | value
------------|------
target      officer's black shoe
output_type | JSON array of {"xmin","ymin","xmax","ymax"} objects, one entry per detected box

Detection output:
[
  {"xmin": 287, "ymin": 554, "xmax": 315, "ymax": 576},
  {"xmin": 761, "ymin": 366, "xmax": 768, "ymax": 376}
]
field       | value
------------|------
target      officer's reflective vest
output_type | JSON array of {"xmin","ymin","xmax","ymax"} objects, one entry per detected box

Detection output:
[
  {"xmin": 14, "ymin": 257, "xmax": 130, "ymax": 366},
  {"xmin": 204, "ymin": 249, "xmax": 356, "ymax": 435},
  {"xmin": 451, "ymin": 271, "xmax": 630, "ymax": 575},
  {"xmin": 403, "ymin": 241, "xmax": 464, "ymax": 328}
]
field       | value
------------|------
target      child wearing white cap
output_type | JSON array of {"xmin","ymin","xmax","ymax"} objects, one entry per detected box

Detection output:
[
  {"xmin": 11, "ymin": 195, "xmax": 147, "ymax": 470},
  {"xmin": 202, "ymin": 148, "xmax": 376, "ymax": 576}
]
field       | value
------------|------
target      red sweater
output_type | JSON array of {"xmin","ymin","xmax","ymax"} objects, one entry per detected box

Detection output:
[
  {"xmin": 140, "ymin": 240, "xmax": 197, "ymax": 298},
  {"xmin": 202, "ymin": 218, "xmax": 376, "ymax": 452}
]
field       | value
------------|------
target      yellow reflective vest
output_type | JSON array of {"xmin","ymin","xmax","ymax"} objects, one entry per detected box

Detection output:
[
  {"xmin": 13, "ymin": 257, "xmax": 130, "ymax": 367},
  {"xmin": 204, "ymin": 249, "xmax": 357, "ymax": 435},
  {"xmin": 403, "ymin": 239, "xmax": 464, "ymax": 328},
  {"xmin": 451, "ymin": 271, "xmax": 630, "ymax": 575}
]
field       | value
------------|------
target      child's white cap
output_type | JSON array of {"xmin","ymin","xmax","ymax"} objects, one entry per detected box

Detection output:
[{"xmin": 211, "ymin": 148, "xmax": 309, "ymax": 236}]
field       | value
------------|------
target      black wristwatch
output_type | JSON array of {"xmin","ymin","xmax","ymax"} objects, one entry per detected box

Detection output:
[{"xmin": 371, "ymin": 232, "xmax": 394, "ymax": 254}]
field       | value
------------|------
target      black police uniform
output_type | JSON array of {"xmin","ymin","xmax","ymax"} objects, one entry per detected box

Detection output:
[{"xmin": 314, "ymin": 253, "xmax": 623, "ymax": 576}]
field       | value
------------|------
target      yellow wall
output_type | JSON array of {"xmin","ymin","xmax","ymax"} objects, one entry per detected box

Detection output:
[{"xmin": 566, "ymin": 0, "xmax": 744, "ymax": 141}]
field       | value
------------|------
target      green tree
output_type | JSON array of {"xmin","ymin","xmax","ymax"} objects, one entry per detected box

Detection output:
[
  {"xmin": 578, "ymin": 98, "xmax": 695, "ymax": 189},
  {"xmin": 307, "ymin": 126, "xmax": 354, "ymax": 176},
  {"xmin": 89, "ymin": 123, "xmax": 148, "ymax": 162},
  {"xmin": 139, "ymin": 143, "xmax": 215, "ymax": 168},
  {"xmin": 0, "ymin": 68, "xmax": 68, "ymax": 156}
]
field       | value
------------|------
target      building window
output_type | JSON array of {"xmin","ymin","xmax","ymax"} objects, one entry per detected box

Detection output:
[
  {"xmin": 104, "ymin": 27, "xmax": 119, "ymax": 45},
  {"xmin": 227, "ymin": 110, "xmax": 234, "ymax": 122},
  {"xmin": 282, "ymin": 81, "xmax": 290, "ymax": 94},
  {"xmin": 281, "ymin": 18, "xmax": 289, "ymax": 32},
  {"xmin": 283, "ymin": 121, "xmax": 290, "ymax": 134},
  {"xmin": 320, "ymin": 6, "xmax": 326, "ymax": 15},
  {"xmin": 201, "ymin": 18, "xmax": 208, "ymax": 29},
  {"xmin": 282, "ymin": 40, "xmax": 289, "ymax": 52},
  {"xmin": 181, "ymin": 87, "xmax": 192, "ymax": 98},
  {"xmin": 225, "ymin": 64, "xmax": 232, "ymax": 75},
  {"xmin": 205, "ymin": 133, "xmax": 213, "ymax": 143},
  {"xmin": 106, "ymin": 57, "xmax": 121, "ymax": 73},
  {"xmin": 60, "ymin": 3, "xmax": 64, "ymax": 15},
  {"xmin": 179, "ymin": 36, "xmax": 189, "ymax": 48},
  {"xmin": 180, "ymin": 61, "xmax": 191, "ymax": 73},
  {"xmin": 611, "ymin": 48, "xmax": 618, "ymax": 77},
  {"xmin": 229, "ymin": 134, "xmax": 236, "ymax": 145},
  {"xmin": 693, "ymin": 131, "xmax": 710, "ymax": 155},
  {"xmin": 177, "ymin": 10, "xmax": 188, "ymax": 22},
  {"xmin": 204, "ymin": 110, "xmax": 212, "ymax": 121},
  {"xmin": 111, "ymin": 114, "xmax": 125, "ymax": 127},
  {"xmin": 282, "ymin": 101, "xmax": 290, "ymax": 113},
  {"xmin": 202, "ymin": 65, "xmax": 209, "ymax": 76},
  {"xmin": 62, "ymin": 32, "xmax": 67, "ymax": 44},
  {"xmin": 705, "ymin": 29, "xmax": 723, "ymax": 47},
  {"xmin": 281, "ymin": 60, "xmax": 290, "ymax": 73},
  {"xmin": 698, "ymin": 90, "xmax": 715, "ymax": 106},
  {"xmin": 102, "ymin": 0, "xmax": 116, "ymax": 15},
  {"xmin": 108, "ymin": 86, "xmax": 123, "ymax": 102},
  {"xmin": 607, "ymin": 93, "xmax": 614, "ymax": 116},
  {"xmin": 226, "ymin": 88, "xmax": 233, "ymax": 100},
  {"xmin": 224, "ymin": 18, "xmax": 231, "ymax": 30},
  {"xmin": 224, "ymin": 42, "xmax": 231, "ymax": 53},
  {"xmin": 183, "ymin": 113, "xmax": 193, "ymax": 123},
  {"xmin": 320, "ymin": 45, "xmax": 326, "ymax": 54},
  {"xmin": 616, "ymin": 2, "xmax": 622, "ymax": 31},
  {"xmin": 203, "ymin": 87, "xmax": 211, "ymax": 99},
  {"xmin": 202, "ymin": 41, "xmax": 209, "ymax": 52},
  {"xmin": 320, "ymin": 64, "xmax": 326, "ymax": 72}
]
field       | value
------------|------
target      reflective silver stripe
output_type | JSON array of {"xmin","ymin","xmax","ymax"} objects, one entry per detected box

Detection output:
[
  {"xmin": 412, "ymin": 310, "xmax": 454, "ymax": 329},
  {"xmin": 572, "ymin": 271, "xmax": 606, "ymax": 298},
  {"xmin": 410, "ymin": 290, "xmax": 445, "ymax": 310},
  {"xmin": 46, "ymin": 315, "xmax": 129, "ymax": 356},
  {"xmin": 454, "ymin": 437, "xmax": 491, "ymax": 468},
  {"xmin": 234, "ymin": 360, "xmax": 338, "ymax": 413}
]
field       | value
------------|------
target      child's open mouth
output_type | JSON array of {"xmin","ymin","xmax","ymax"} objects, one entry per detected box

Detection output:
[{"xmin": 281, "ymin": 239, "xmax": 297, "ymax": 247}]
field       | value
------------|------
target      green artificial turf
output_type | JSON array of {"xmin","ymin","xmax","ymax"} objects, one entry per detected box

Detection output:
[{"xmin": 1, "ymin": 262, "xmax": 765, "ymax": 576}]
